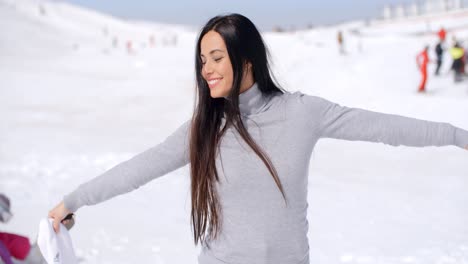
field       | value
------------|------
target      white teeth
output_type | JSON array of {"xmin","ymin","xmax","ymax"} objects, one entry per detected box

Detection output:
[{"xmin": 208, "ymin": 78, "xmax": 221, "ymax": 85}]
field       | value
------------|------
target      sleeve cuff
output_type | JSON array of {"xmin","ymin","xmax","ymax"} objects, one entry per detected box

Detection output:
[{"xmin": 454, "ymin": 127, "xmax": 468, "ymax": 149}]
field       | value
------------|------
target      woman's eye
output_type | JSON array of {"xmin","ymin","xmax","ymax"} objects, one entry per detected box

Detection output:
[{"xmin": 214, "ymin": 57, "xmax": 222, "ymax": 62}]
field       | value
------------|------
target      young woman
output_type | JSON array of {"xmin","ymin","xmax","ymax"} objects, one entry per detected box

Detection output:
[{"xmin": 48, "ymin": 14, "xmax": 468, "ymax": 264}]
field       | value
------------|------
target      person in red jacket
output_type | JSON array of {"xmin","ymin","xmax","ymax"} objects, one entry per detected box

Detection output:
[
  {"xmin": 416, "ymin": 46, "xmax": 430, "ymax": 93},
  {"xmin": 438, "ymin": 27, "xmax": 447, "ymax": 42}
]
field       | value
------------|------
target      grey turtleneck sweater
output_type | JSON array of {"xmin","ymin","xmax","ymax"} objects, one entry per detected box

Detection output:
[{"xmin": 64, "ymin": 83, "xmax": 468, "ymax": 264}]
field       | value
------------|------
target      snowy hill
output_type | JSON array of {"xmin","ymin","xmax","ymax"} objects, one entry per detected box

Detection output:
[{"xmin": 0, "ymin": 1, "xmax": 467, "ymax": 263}]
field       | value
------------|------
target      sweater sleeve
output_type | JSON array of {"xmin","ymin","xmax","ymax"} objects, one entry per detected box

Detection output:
[
  {"xmin": 298, "ymin": 93, "xmax": 468, "ymax": 148},
  {"xmin": 63, "ymin": 120, "xmax": 191, "ymax": 212}
]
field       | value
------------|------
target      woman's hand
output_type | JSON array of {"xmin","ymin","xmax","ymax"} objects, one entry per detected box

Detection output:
[{"xmin": 48, "ymin": 201, "xmax": 72, "ymax": 233}]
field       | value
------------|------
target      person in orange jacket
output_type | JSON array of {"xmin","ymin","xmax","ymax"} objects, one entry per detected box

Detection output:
[{"xmin": 416, "ymin": 46, "xmax": 429, "ymax": 93}]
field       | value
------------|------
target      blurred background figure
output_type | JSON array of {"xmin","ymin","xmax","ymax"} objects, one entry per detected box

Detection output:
[
  {"xmin": 149, "ymin": 34, "xmax": 155, "ymax": 48},
  {"xmin": 437, "ymin": 27, "xmax": 447, "ymax": 42},
  {"xmin": 416, "ymin": 45, "xmax": 429, "ymax": 93},
  {"xmin": 0, "ymin": 194, "xmax": 34, "ymax": 264},
  {"xmin": 337, "ymin": 30, "xmax": 345, "ymax": 55},
  {"xmin": 0, "ymin": 195, "xmax": 12, "ymax": 224},
  {"xmin": 434, "ymin": 39, "xmax": 444, "ymax": 75},
  {"xmin": 38, "ymin": 4, "xmax": 46, "ymax": 16},
  {"xmin": 112, "ymin": 36, "xmax": 119, "ymax": 48},
  {"xmin": 450, "ymin": 41, "xmax": 465, "ymax": 83},
  {"xmin": 0, "ymin": 193, "xmax": 64, "ymax": 264},
  {"xmin": 126, "ymin": 40, "xmax": 134, "ymax": 54}
]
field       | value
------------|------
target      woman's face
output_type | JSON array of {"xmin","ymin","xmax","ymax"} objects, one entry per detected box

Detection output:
[{"xmin": 200, "ymin": 30, "xmax": 234, "ymax": 98}]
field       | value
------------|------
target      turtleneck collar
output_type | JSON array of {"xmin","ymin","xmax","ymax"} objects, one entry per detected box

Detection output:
[{"xmin": 237, "ymin": 83, "xmax": 268, "ymax": 116}]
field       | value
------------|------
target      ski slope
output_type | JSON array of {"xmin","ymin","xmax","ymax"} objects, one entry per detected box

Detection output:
[{"xmin": 1, "ymin": 0, "xmax": 467, "ymax": 263}]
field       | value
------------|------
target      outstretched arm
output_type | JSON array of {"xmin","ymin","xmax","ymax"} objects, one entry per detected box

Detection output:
[
  {"xmin": 49, "ymin": 120, "xmax": 191, "ymax": 232},
  {"xmin": 303, "ymin": 95, "xmax": 468, "ymax": 149}
]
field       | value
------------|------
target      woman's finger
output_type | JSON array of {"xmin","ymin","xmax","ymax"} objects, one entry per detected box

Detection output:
[{"xmin": 52, "ymin": 216, "xmax": 61, "ymax": 233}]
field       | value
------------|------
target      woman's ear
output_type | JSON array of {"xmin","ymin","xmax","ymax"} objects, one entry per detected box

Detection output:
[
  {"xmin": 246, "ymin": 62, "xmax": 252, "ymax": 72},
  {"xmin": 243, "ymin": 61, "xmax": 252, "ymax": 72}
]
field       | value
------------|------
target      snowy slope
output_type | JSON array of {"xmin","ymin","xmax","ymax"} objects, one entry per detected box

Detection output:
[{"xmin": 1, "ymin": 1, "xmax": 467, "ymax": 264}]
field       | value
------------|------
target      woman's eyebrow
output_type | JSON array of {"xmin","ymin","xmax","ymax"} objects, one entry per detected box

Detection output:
[{"xmin": 200, "ymin": 49, "xmax": 225, "ymax": 57}]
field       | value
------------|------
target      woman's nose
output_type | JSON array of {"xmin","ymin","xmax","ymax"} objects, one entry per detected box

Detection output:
[{"xmin": 203, "ymin": 61, "xmax": 214, "ymax": 75}]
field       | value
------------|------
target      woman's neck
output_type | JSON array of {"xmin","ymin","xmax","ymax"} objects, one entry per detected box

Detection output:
[{"xmin": 239, "ymin": 69, "xmax": 255, "ymax": 94}]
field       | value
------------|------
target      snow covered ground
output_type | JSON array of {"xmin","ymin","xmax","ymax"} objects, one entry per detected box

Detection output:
[{"xmin": 1, "ymin": 0, "xmax": 467, "ymax": 263}]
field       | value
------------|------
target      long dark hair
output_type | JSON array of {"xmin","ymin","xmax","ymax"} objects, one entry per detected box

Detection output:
[{"xmin": 190, "ymin": 13, "xmax": 286, "ymax": 245}]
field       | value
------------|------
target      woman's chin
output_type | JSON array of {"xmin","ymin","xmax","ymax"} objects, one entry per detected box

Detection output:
[
  {"xmin": 209, "ymin": 92, "xmax": 219, "ymax": 98},
  {"xmin": 209, "ymin": 90, "xmax": 227, "ymax": 99}
]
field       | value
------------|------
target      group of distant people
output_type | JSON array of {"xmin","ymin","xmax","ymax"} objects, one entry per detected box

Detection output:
[{"xmin": 416, "ymin": 27, "xmax": 466, "ymax": 93}]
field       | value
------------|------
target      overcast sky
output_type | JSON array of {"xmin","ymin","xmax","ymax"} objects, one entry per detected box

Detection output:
[{"xmin": 64, "ymin": 0, "xmax": 445, "ymax": 30}]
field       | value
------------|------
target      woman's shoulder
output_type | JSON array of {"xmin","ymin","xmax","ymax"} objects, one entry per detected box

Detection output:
[{"xmin": 280, "ymin": 90, "xmax": 331, "ymax": 110}]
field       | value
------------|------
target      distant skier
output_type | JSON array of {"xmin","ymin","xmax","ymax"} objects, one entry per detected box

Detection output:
[
  {"xmin": 337, "ymin": 30, "xmax": 345, "ymax": 55},
  {"xmin": 416, "ymin": 46, "xmax": 429, "ymax": 93},
  {"xmin": 149, "ymin": 34, "xmax": 155, "ymax": 47},
  {"xmin": 437, "ymin": 27, "xmax": 447, "ymax": 42},
  {"xmin": 450, "ymin": 42, "xmax": 465, "ymax": 82},
  {"xmin": 112, "ymin": 36, "xmax": 118, "ymax": 48},
  {"xmin": 38, "ymin": 4, "xmax": 46, "ymax": 16},
  {"xmin": 434, "ymin": 41, "xmax": 444, "ymax": 75},
  {"xmin": 126, "ymin": 40, "xmax": 133, "ymax": 55}
]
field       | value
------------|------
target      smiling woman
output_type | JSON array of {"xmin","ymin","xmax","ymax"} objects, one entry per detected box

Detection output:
[
  {"xmin": 200, "ymin": 31, "xmax": 254, "ymax": 98},
  {"xmin": 199, "ymin": 33, "xmax": 235, "ymax": 97},
  {"xmin": 47, "ymin": 13, "xmax": 468, "ymax": 264}
]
